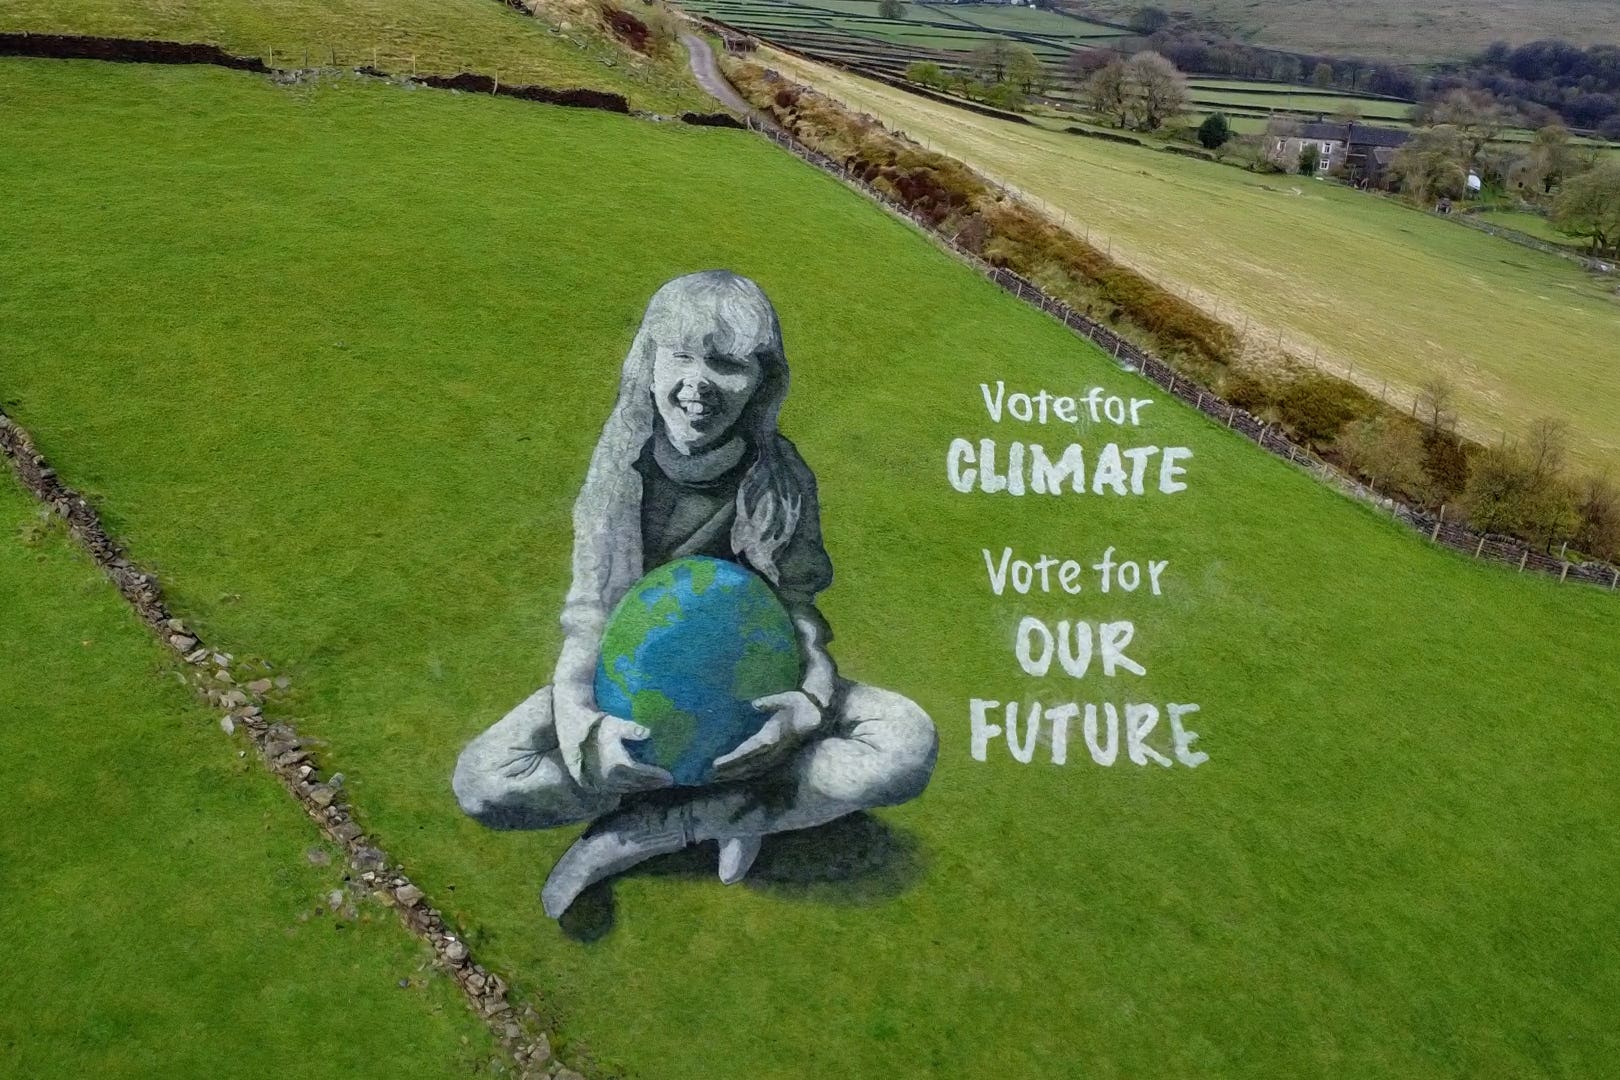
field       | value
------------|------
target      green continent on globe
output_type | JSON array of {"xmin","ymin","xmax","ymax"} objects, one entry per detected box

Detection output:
[{"xmin": 593, "ymin": 556, "xmax": 803, "ymax": 785}]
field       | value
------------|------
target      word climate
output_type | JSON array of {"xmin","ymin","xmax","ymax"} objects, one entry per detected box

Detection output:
[{"xmin": 947, "ymin": 382, "xmax": 1192, "ymax": 497}]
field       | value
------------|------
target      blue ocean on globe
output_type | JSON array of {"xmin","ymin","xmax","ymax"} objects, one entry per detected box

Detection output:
[{"xmin": 594, "ymin": 556, "xmax": 803, "ymax": 786}]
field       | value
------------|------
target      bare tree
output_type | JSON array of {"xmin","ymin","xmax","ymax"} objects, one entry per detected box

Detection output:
[
  {"xmin": 1085, "ymin": 59, "xmax": 1131, "ymax": 128},
  {"xmin": 1417, "ymin": 88, "xmax": 1508, "ymax": 162},
  {"xmin": 1389, "ymin": 124, "xmax": 1469, "ymax": 205},
  {"xmin": 1523, "ymin": 416, "xmax": 1570, "ymax": 485},
  {"xmin": 1064, "ymin": 48, "xmax": 1114, "ymax": 85},
  {"xmin": 1552, "ymin": 159, "xmax": 1620, "ymax": 257},
  {"xmin": 1576, "ymin": 474, "xmax": 1620, "ymax": 560},
  {"xmin": 1123, "ymin": 51, "xmax": 1186, "ymax": 131},
  {"xmin": 1416, "ymin": 374, "xmax": 1456, "ymax": 432}
]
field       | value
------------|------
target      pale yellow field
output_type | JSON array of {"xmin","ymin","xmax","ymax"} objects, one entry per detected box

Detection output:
[{"xmin": 758, "ymin": 48, "xmax": 1620, "ymax": 471}]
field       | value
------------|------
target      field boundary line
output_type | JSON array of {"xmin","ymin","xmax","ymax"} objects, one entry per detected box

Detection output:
[{"xmin": 0, "ymin": 408, "xmax": 584, "ymax": 1079}]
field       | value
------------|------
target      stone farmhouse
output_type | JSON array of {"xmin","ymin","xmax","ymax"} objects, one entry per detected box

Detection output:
[{"xmin": 1268, "ymin": 121, "xmax": 1411, "ymax": 185}]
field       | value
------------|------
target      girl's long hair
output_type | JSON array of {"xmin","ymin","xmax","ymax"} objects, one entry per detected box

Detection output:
[{"xmin": 564, "ymin": 271, "xmax": 804, "ymax": 623}]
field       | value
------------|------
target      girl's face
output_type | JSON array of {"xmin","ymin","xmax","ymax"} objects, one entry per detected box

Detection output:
[{"xmin": 651, "ymin": 338, "xmax": 763, "ymax": 455}]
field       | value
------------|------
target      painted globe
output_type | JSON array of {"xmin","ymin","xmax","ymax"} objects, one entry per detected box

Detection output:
[{"xmin": 594, "ymin": 556, "xmax": 802, "ymax": 786}]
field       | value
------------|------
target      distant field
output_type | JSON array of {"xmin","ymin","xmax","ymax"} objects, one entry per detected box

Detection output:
[
  {"xmin": 1187, "ymin": 89, "xmax": 1415, "ymax": 122},
  {"xmin": 0, "ymin": 0, "xmax": 709, "ymax": 111},
  {"xmin": 0, "ymin": 477, "xmax": 495, "ymax": 1077},
  {"xmin": 1062, "ymin": 0, "xmax": 1620, "ymax": 61},
  {"xmin": 755, "ymin": 48, "xmax": 1620, "ymax": 470},
  {"xmin": 690, "ymin": 0, "xmax": 1423, "ymax": 130}
]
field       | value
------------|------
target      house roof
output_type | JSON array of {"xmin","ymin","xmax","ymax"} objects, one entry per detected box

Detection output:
[{"xmin": 1294, "ymin": 121, "xmax": 1410, "ymax": 148}]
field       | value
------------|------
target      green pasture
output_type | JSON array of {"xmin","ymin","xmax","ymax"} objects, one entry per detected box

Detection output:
[
  {"xmin": 1473, "ymin": 210, "xmax": 1585, "ymax": 248},
  {"xmin": 685, "ymin": 0, "xmax": 1081, "ymax": 60},
  {"xmin": 0, "ymin": 477, "xmax": 497, "ymax": 1076},
  {"xmin": 1187, "ymin": 88, "xmax": 1415, "ymax": 122},
  {"xmin": 4, "ymin": 56, "xmax": 1619, "ymax": 1079},
  {"xmin": 937, "ymin": 2, "xmax": 1124, "ymax": 38},
  {"xmin": 0, "ymin": 0, "xmax": 708, "ymax": 112},
  {"xmin": 756, "ymin": 51, "xmax": 1620, "ymax": 471}
]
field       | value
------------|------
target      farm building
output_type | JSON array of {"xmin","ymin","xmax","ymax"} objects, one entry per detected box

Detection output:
[{"xmin": 1268, "ymin": 122, "xmax": 1410, "ymax": 185}]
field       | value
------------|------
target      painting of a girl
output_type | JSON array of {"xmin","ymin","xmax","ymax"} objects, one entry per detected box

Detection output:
[{"xmin": 453, "ymin": 270, "xmax": 936, "ymax": 919}]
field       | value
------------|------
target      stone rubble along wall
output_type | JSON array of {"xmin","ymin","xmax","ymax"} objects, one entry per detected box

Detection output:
[{"xmin": 0, "ymin": 409, "xmax": 584, "ymax": 1080}]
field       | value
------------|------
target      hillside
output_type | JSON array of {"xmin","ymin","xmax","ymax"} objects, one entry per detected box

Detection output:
[
  {"xmin": 1067, "ymin": 0, "xmax": 1620, "ymax": 63},
  {"xmin": 743, "ymin": 47, "xmax": 1620, "ymax": 473},
  {"xmin": 0, "ymin": 0, "xmax": 709, "ymax": 111},
  {"xmin": 3, "ymin": 55, "xmax": 1617, "ymax": 1079}
]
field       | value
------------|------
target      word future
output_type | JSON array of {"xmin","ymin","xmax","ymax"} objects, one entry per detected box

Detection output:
[{"xmin": 970, "ymin": 699, "xmax": 1208, "ymax": 769}]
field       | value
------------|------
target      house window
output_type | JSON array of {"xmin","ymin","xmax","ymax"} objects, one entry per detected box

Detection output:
[{"xmin": 1318, "ymin": 142, "xmax": 1333, "ymax": 171}]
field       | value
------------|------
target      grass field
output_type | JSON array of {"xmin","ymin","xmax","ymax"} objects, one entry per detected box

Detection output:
[
  {"xmin": 1474, "ymin": 209, "xmax": 1585, "ymax": 248},
  {"xmin": 752, "ymin": 49, "xmax": 1620, "ymax": 471},
  {"xmin": 0, "ymin": 476, "xmax": 497, "ymax": 1076},
  {"xmin": 1065, "ymin": 0, "xmax": 1620, "ymax": 62},
  {"xmin": 4, "ymin": 56, "xmax": 1619, "ymax": 1079},
  {"xmin": 0, "ymin": 0, "xmax": 710, "ymax": 111}
]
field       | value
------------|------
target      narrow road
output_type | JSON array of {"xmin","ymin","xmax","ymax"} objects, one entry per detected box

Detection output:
[{"xmin": 679, "ymin": 31, "xmax": 760, "ymax": 120}]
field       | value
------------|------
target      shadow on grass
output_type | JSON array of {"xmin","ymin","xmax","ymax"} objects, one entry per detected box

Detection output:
[{"xmin": 558, "ymin": 812, "xmax": 926, "ymax": 942}]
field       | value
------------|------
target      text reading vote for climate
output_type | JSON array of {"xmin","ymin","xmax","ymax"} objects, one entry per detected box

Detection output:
[
  {"xmin": 946, "ymin": 381, "xmax": 1207, "ymax": 770},
  {"xmin": 947, "ymin": 383, "xmax": 1192, "ymax": 496}
]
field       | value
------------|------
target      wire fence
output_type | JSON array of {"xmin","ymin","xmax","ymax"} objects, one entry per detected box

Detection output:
[{"xmin": 741, "ymin": 115, "xmax": 1620, "ymax": 593}]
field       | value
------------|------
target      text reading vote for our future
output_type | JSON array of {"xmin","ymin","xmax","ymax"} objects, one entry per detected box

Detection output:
[{"xmin": 948, "ymin": 382, "xmax": 1207, "ymax": 770}]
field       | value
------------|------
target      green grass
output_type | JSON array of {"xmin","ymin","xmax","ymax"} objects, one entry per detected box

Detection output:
[
  {"xmin": 1187, "ymin": 89, "xmax": 1415, "ymax": 122},
  {"xmin": 1474, "ymin": 209, "xmax": 1584, "ymax": 248},
  {"xmin": 0, "ymin": 475, "xmax": 499, "ymax": 1076},
  {"xmin": 752, "ymin": 50, "xmax": 1620, "ymax": 471},
  {"xmin": 0, "ymin": 0, "xmax": 710, "ymax": 111},
  {"xmin": 4, "ymin": 57, "xmax": 1619, "ymax": 1079}
]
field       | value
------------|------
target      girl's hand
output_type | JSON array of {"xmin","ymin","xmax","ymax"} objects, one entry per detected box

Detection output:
[
  {"xmin": 587, "ymin": 716, "xmax": 674, "ymax": 795},
  {"xmin": 557, "ymin": 696, "xmax": 673, "ymax": 795},
  {"xmin": 711, "ymin": 691, "xmax": 825, "ymax": 782}
]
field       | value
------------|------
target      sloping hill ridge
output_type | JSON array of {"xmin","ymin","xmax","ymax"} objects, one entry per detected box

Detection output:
[
  {"xmin": 0, "ymin": 0, "xmax": 709, "ymax": 111},
  {"xmin": 2, "ymin": 57, "xmax": 1617, "ymax": 1079}
]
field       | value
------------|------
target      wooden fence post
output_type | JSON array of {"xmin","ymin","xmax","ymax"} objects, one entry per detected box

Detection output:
[
  {"xmin": 1519, "ymin": 550, "xmax": 1529, "ymax": 572},
  {"xmin": 1475, "ymin": 536, "xmax": 1486, "ymax": 558},
  {"xmin": 1561, "ymin": 562, "xmax": 1570, "ymax": 583},
  {"xmin": 1431, "ymin": 519, "xmax": 1441, "ymax": 541}
]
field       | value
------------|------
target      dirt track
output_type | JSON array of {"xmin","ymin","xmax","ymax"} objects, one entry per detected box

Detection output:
[{"xmin": 679, "ymin": 31, "xmax": 757, "ymax": 119}]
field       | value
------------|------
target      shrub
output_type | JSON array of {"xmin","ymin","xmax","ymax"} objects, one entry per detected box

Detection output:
[
  {"xmin": 1196, "ymin": 112, "xmax": 1231, "ymax": 150},
  {"xmin": 1420, "ymin": 429, "xmax": 1471, "ymax": 505},
  {"xmin": 906, "ymin": 62, "xmax": 946, "ymax": 90},
  {"xmin": 1335, "ymin": 417, "xmax": 1425, "ymax": 495},
  {"xmin": 1277, "ymin": 373, "xmax": 1370, "ymax": 445},
  {"xmin": 1219, "ymin": 368, "xmax": 1277, "ymax": 412}
]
